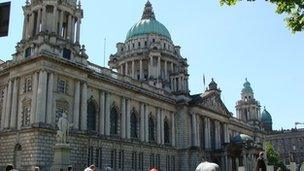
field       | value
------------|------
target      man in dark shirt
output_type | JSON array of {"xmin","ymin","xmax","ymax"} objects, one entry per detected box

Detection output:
[{"xmin": 256, "ymin": 152, "xmax": 267, "ymax": 171}]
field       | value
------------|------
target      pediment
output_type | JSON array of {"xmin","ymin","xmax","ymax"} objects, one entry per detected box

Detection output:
[{"xmin": 192, "ymin": 92, "xmax": 231, "ymax": 117}]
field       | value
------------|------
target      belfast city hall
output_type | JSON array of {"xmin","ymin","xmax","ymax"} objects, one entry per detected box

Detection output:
[{"xmin": 0, "ymin": 0, "xmax": 274, "ymax": 170}]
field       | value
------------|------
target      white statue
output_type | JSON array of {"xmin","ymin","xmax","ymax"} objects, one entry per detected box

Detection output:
[{"xmin": 56, "ymin": 112, "xmax": 71, "ymax": 144}]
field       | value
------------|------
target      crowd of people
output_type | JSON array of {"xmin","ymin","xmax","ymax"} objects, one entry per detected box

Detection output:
[
  {"xmin": 3, "ymin": 153, "xmax": 290, "ymax": 171},
  {"xmin": 5, "ymin": 164, "xmax": 160, "ymax": 171}
]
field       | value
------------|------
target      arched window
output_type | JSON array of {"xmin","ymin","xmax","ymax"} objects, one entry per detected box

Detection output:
[
  {"xmin": 130, "ymin": 109, "xmax": 138, "ymax": 139},
  {"xmin": 164, "ymin": 118, "xmax": 170, "ymax": 144},
  {"xmin": 110, "ymin": 105, "xmax": 119, "ymax": 135},
  {"xmin": 87, "ymin": 99, "xmax": 97, "ymax": 131},
  {"xmin": 148, "ymin": 114, "xmax": 155, "ymax": 142}
]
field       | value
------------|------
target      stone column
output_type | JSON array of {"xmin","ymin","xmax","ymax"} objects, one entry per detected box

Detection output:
[
  {"xmin": 105, "ymin": 92, "xmax": 111, "ymax": 136},
  {"xmin": 224, "ymin": 123, "xmax": 229, "ymax": 143},
  {"xmin": 46, "ymin": 73, "xmax": 54, "ymax": 125},
  {"xmin": 36, "ymin": 70, "xmax": 47, "ymax": 123},
  {"xmin": 80, "ymin": 82, "xmax": 87, "ymax": 130},
  {"xmin": 125, "ymin": 62, "xmax": 129, "ymax": 76},
  {"xmin": 132, "ymin": 60, "xmax": 135, "ymax": 79},
  {"xmin": 67, "ymin": 14, "xmax": 72, "ymax": 40},
  {"xmin": 10, "ymin": 78, "xmax": 19, "ymax": 129},
  {"xmin": 121, "ymin": 97, "xmax": 126, "ymax": 138},
  {"xmin": 1, "ymin": 85, "xmax": 7, "ymax": 130},
  {"xmin": 99, "ymin": 91, "xmax": 105, "ymax": 134},
  {"xmin": 160, "ymin": 109, "xmax": 164, "ymax": 144},
  {"xmin": 73, "ymin": 80, "xmax": 80, "ymax": 130},
  {"xmin": 29, "ymin": 13, "xmax": 34, "ymax": 38},
  {"xmin": 164, "ymin": 60, "xmax": 168, "ymax": 79},
  {"xmin": 41, "ymin": 6, "xmax": 46, "ymax": 32},
  {"xmin": 126, "ymin": 99, "xmax": 131, "ymax": 139},
  {"xmin": 157, "ymin": 56, "xmax": 161, "ymax": 78},
  {"xmin": 139, "ymin": 59, "xmax": 143, "ymax": 80},
  {"xmin": 120, "ymin": 65, "xmax": 123, "ymax": 75},
  {"xmin": 148, "ymin": 56, "xmax": 152, "ymax": 78},
  {"xmin": 157, "ymin": 108, "xmax": 161, "ymax": 144},
  {"xmin": 144, "ymin": 105, "xmax": 149, "ymax": 142},
  {"xmin": 71, "ymin": 17, "xmax": 75, "ymax": 42},
  {"xmin": 216, "ymin": 121, "xmax": 221, "ymax": 149},
  {"xmin": 192, "ymin": 113, "xmax": 198, "ymax": 146},
  {"xmin": 22, "ymin": 13, "xmax": 27, "ymax": 39},
  {"xmin": 59, "ymin": 11, "xmax": 64, "ymax": 37},
  {"xmin": 36, "ymin": 9, "xmax": 41, "ymax": 34},
  {"xmin": 4, "ymin": 80, "xmax": 12, "ymax": 128},
  {"xmin": 196, "ymin": 115, "xmax": 200, "ymax": 147},
  {"xmin": 171, "ymin": 112, "xmax": 176, "ymax": 146},
  {"xmin": 140, "ymin": 103, "xmax": 145, "ymax": 141},
  {"xmin": 52, "ymin": 6, "xmax": 58, "ymax": 33},
  {"xmin": 76, "ymin": 17, "xmax": 81, "ymax": 42},
  {"xmin": 31, "ymin": 72, "xmax": 38, "ymax": 124},
  {"xmin": 204, "ymin": 118, "xmax": 210, "ymax": 149}
]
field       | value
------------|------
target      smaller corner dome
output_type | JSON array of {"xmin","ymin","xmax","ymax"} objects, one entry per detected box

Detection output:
[
  {"xmin": 242, "ymin": 78, "xmax": 253, "ymax": 94},
  {"xmin": 231, "ymin": 134, "xmax": 254, "ymax": 144},
  {"xmin": 125, "ymin": 1, "xmax": 172, "ymax": 42},
  {"xmin": 261, "ymin": 108, "xmax": 272, "ymax": 123}
]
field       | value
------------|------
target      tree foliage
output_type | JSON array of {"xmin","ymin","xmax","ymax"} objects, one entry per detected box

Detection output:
[
  {"xmin": 220, "ymin": 0, "xmax": 304, "ymax": 33},
  {"xmin": 265, "ymin": 141, "xmax": 288, "ymax": 171}
]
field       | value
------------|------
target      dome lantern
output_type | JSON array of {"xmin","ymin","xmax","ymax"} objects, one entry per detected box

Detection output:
[{"xmin": 125, "ymin": 1, "xmax": 172, "ymax": 42}]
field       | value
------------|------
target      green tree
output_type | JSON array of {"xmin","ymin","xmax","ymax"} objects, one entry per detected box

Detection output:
[
  {"xmin": 220, "ymin": 0, "xmax": 304, "ymax": 33},
  {"xmin": 265, "ymin": 141, "xmax": 288, "ymax": 171}
]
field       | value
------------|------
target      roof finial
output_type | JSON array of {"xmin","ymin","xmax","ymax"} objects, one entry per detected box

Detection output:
[{"xmin": 142, "ymin": 1, "xmax": 156, "ymax": 20}]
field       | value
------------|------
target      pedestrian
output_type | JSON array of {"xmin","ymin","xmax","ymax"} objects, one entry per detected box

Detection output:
[
  {"xmin": 150, "ymin": 168, "xmax": 159, "ymax": 171},
  {"xmin": 68, "ymin": 166, "xmax": 73, "ymax": 171},
  {"xmin": 276, "ymin": 167, "xmax": 283, "ymax": 171},
  {"xmin": 255, "ymin": 152, "xmax": 267, "ymax": 171},
  {"xmin": 6, "ymin": 164, "xmax": 14, "ymax": 171},
  {"xmin": 84, "ymin": 165, "xmax": 96, "ymax": 171}
]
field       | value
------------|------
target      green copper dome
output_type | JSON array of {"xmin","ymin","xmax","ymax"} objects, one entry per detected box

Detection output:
[
  {"xmin": 125, "ymin": 1, "xmax": 171, "ymax": 42},
  {"xmin": 231, "ymin": 134, "xmax": 254, "ymax": 144},
  {"xmin": 261, "ymin": 108, "xmax": 272, "ymax": 124},
  {"xmin": 242, "ymin": 78, "xmax": 254, "ymax": 94}
]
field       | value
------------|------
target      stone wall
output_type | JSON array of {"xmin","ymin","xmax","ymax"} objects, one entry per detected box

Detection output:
[{"xmin": 0, "ymin": 128, "xmax": 178, "ymax": 171}]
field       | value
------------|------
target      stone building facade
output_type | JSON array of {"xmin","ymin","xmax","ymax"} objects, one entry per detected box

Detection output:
[
  {"xmin": 0, "ymin": 1, "xmax": 270, "ymax": 171},
  {"xmin": 266, "ymin": 129, "xmax": 304, "ymax": 165}
]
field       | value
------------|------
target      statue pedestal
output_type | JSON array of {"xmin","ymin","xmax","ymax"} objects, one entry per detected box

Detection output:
[{"xmin": 51, "ymin": 143, "xmax": 71, "ymax": 171}]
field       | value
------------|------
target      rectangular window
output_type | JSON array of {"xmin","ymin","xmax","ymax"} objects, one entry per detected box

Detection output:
[
  {"xmin": 57, "ymin": 79, "xmax": 69, "ymax": 94},
  {"xmin": 63, "ymin": 48, "xmax": 71, "ymax": 60},
  {"xmin": 23, "ymin": 77, "xmax": 32, "ymax": 93},
  {"xmin": 87, "ymin": 147, "xmax": 93, "ymax": 166},
  {"xmin": 57, "ymin": 80, "xmax": 66, "ymax": 93},
  {"xmin": 118, "ymin": 150, "xmax": 124, "ymax": 169},
  {"xmin": 21, "ymin": 106, "xmax": 31, "ymax": 127},
  {"xmin": 111, "ymin": 149, "xmax": 117, "ymax": 170},
  {"xmin": 24, "ymin": 47, "xmax": 31, "ymax": 58},
  {"xmin": 156, "ymin": 154, "xmax": 160, "ymax": 169},
  {"xmin": 138, "ymin": 152, "xmax": 144, "ymax": 170},
  {"xmin": 132, "ymin": 152, "xmax": 137, "ymax": 170},
  {"xmin": 171, "ymin": 156, "xmax": 175, "ymax": 171},
  {"xmin": 96, "ymin": 147, "xmax": 102, "ymax": 168},
  {"xmin": 150, "ymin": 154, "xmax": 155, "ymax": 169}
]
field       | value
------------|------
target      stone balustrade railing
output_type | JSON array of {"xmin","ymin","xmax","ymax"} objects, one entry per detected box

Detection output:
[{"xmin": 88, "ymin": 62, "xmax": 170, "ymax": 96}]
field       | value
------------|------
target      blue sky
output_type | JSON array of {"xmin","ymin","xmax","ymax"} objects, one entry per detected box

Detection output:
[{"xmin": 1, "ymin": 0, "xmax": 303, "ymax": 130}]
